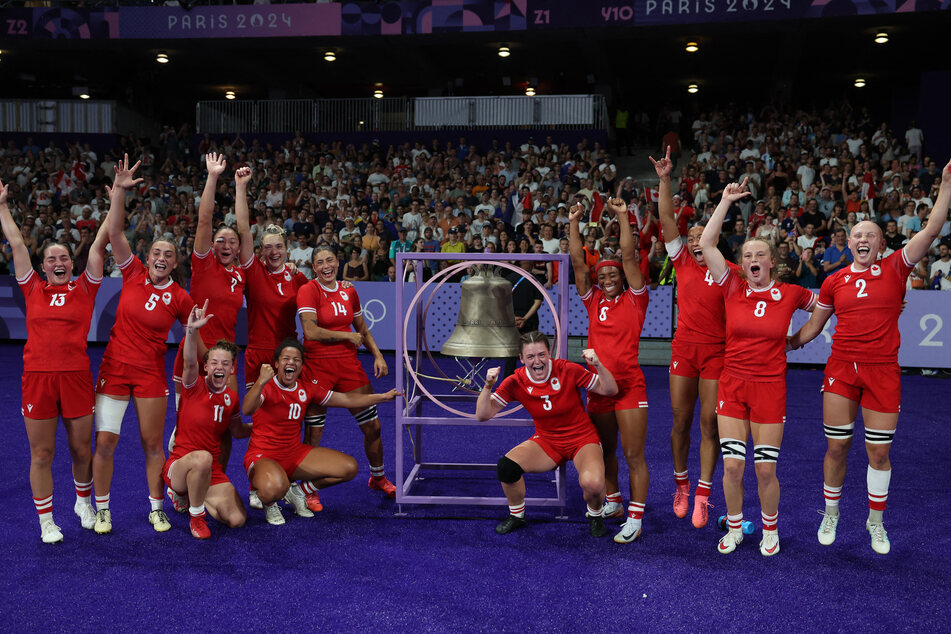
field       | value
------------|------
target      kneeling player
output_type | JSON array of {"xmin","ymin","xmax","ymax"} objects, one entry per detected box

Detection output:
[
  {"xmin": 242, "ymin": 339, "xmax": 399, "ymax": 525},
  {"xmin": 163, "ymin": 302, "xmax": 251, "ymax": 539},
  {"xmin": 476, "ymin": 332, "xmax": 618, "ymax": 538}
]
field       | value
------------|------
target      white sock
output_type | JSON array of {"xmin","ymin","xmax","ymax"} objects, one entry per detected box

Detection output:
[
  {"xmin": 149, "ymin": 496, "xmax": 163, "ymax": 512},
  {"xmin": 508, "ymin": 503, "xmax": 525, "ymax": 518},
  {"xmin": 189, "ymin": 505, "xmax": 206, "ymax": 517}
]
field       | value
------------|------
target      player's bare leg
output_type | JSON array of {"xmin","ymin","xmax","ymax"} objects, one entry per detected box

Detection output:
[
  {"xmin": 862, "ymin": 407, "xmax": 898, "ymax": 555},
  {"xmin": 669, "ymin": 374, "xmax": 698, "ymax": 518},
  {"xmin": 92, "ymin": 393, "xmax": 131, "ymax": 534},
  {"xmin": 694, "ymin": 378, "xmax": 720, "ymax": 527},
  {"xmin": 495, "ymin": 440, "xmax": 556, "ymax": 535},
  {"xmin": 573, "ymin": 443, "xmax": 608, "ymax": 537},
  {"xmin": 204, "ymin": 482, "xmax": 246, "ymax": 528},
  {"xmin": 168, "ymin": 450, "xmax": 213, "ymax": 538},
  {"xmin": 134, "ymin": 396, "xmax": 172, "ymax": 532},
  {"xmin": 26, "ymin": 416, "xmax": 62, "ymax": 542},
  {"xmin": 614, "ymin": 408, "xmax": 648, "ymax": 543},
  {"xmin": 249, "ymin": 458, "xmax": 291, "ymax": 526},
  {"xmin": 63, "ymin": 414, "xmax": 95, "ymax": 529},
  {"xmin": 818, "ymin": 392, "xmax": 858, "ymax": 545},
  {"xmin": 717, "ymin": 415, "xmax": 749, "ymax": 554},
  {"xmin": 751, "ymin": 421, "xmax": 784, "ymax": 556},
  {"xmin": 590, "ymin": 411, "xmax": 620, "ymax": 503}
]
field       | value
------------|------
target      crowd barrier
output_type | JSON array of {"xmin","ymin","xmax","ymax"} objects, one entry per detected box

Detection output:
[{"xmin": 0, "ymin": 277, "xmax": 946, "ymax": 368}]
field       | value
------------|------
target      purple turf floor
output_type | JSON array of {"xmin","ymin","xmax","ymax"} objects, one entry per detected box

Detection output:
[{"xmin": 0, "ymin": 342, "xmax": 948, "ymax": 631}]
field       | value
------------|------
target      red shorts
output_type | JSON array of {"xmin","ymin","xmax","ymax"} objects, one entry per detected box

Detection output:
[
  {"xmin": 163, "ymin": 454, "xmax": 230, "ymax": 491},
  {"xmin": 243, "ymin": 444, "xmax": 312, "ymax": 479},
  {"xmin": 244, "ymin": 347, "xmax": 273, "ymax": 388},
  {"xmin": 174, "ymin": 341, "xmax": 242, "ymax": 384},
  {"xmin": 670, "ymin": 339, "xmax": 726, "ymax": 380},
  {"xmin": 822, "ymin": 358, "xmax": 901, "ymax": 414},
  {"xmin": 21, "ymin": 370, "xmax": 95, "ymax": 420},
  {"xmin": 716, "ymin": 373, "xmax": 786, "ymax": 425},
  {"xmin": 530, "ymin": 428, "xmax": 602, "ymax": 466},
  {"xmin": 587, "ymin": 370, "xmax": 648, "ymax": 415},
  {"xmin": 303, "ymin": 354, "xmax": 370, "ymax": 393},
  {"xmin": 96, "ymin": 358, "xmax": 169, "ymax": 398}
]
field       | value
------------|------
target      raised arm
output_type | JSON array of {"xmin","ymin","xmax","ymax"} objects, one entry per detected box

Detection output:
[
  {"xmin": 475, "ymin": 366, "xmax": 505, "ymax": 421},
  {"xmin": 0, "ymin": 181, "xmax": 33, "ymax": 278},
  {"xmin": 352, "ymin": 313, "xmax": 388, "ymax": 378},
  {"xmin": 181, "ymin": 300, "xmax": 214, "ymax": 387},
  {"xmin": 904, "ymin": 158, "xmax": 951, "ymax": 264},
  {"xmin": 568, "ymin": 202, "xmax": 592, "ymax": 296},
  {"xmin": 85, "ymin": 211, "xmax": 110, "ymax": 279},
  {"xmin": 196, "ymin": 152, "xmax": 227, "ymax": 254},
  {"xmin": 700, "ymin": 178, "xmax": 750, "ymax": 282},
  {"xmin": 582, "ymin": 348, "xmax": 618, "ymax": 396},
  {"xmin": 789, "ymin": 305, "xmax": 834, "ymax": 350},
  {"xmin": 106, "ymin": 154, "xmax": 144, "ymax": 265},
  {"xmin": 242, "ymin": 363, "xmax": 274, "ymax": 416},
  {"xmin": 649, "ymin": 146, "xmax": 678, "ymax": 242},
  {"xmin": 608, "ymin": 192, "xmax": 645, "ymax": 291},
  {"xmin": 234, "ymin": 164, "xmax": 255, "ymax": 265}
]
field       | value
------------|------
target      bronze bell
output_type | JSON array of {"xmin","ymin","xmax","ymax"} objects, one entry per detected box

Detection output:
[{"xmin": 440, "ymin": 266, "xmax": 522, "ymax": 358}]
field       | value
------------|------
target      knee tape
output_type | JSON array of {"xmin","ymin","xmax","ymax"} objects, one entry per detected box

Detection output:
[
  {"xmin": 824, "ymin": 421, "xmax": 854, "ymax": 440},
  {"xmin": 354, "ymin": 405, "xmax": 378, "ymax": 426},
  {"xmin": 864, "ymin": 427, "xmax": 895, "ymax": 445},
  {"xmin": 720, "ymin": 438, "xmax": 747, "ymax": 461},
  {"xmin": 304, "ymin": 414, "xmax": 326, "ymax": 429},
  {"xmin": 496, "ymin": 456, "xmax": 524, "ymax": 484},
  {"xmin": 753, "ymin": 444, "xmax": 780, "ymax": 464},
  {"xmin": 94, "ymin": 395, "xmax": 129, "ymax": 435}
]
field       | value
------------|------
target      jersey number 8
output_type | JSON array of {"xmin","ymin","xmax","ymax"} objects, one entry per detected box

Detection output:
[
  {"xmin": 754, "ymin": 300, "xmax": 767, "ymax": 317},
  {"xmin": 598, "ymin": 306, "xmax": 609, "ymax": 322}
]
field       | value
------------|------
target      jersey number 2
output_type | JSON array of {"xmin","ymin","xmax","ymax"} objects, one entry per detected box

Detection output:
[{"xmin": 855, "ymin": 279, "xmax": 868, "ymax": 298}]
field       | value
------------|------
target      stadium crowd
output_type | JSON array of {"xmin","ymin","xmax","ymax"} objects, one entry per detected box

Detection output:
[{"xmin": 1, "ymin": 101, "xmax": 948, "ymax": 289}]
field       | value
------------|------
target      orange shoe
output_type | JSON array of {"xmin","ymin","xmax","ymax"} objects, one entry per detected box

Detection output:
[
  {"xmin": 692, "ymin": 495, "xmax": 712, "ymax": 528},
  {"xmin": 189, "ymin": 514, "xmax": 210, "ymax": 540},
  {"xmin": 368, "ymin": 475, "xmax": 397, "ymax": 499},
  {"xmin": 305, "ymin": 490, "xmax": 323, "ymax": 513},
  {"xmin": 673, "ymin": 484, "xmax": 690, "ymax": 518}
]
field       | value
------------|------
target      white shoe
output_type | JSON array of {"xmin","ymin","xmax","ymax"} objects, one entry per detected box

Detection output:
[
  {"xmin": 817, "ymin": 511, "xmax": 839, "ymax": 546},
  {"xmin": 149, "ymin": 510, "xmax": 171, "ymax": 532},
  {"xmin": 759, "ymin": 530, "xmax": 780, "ymax": 556},
  {"xmin": 602, "ymin": 501, "xmax": 624, "ymax": 519},
  {"xmin": 94, "ymin": 509, "xmax": 112, "ymax": 534},
  {"xmin": 40, "ymin": 517, "xmax": 64, "ymax": 544},
  {"xmin": 613, "ymin": 518, "xmax": 642, "ymax": 544},
  {"xmin": 867, "ymin": 521, "xmax": 890, "ymax": 554},
  {"xmin": 717, "ymin": 528, "xmax": 744, "ymax": 554},
  {"xmin": 74, "ymin": 500, "xmax": 96, "ymax": 530},
  {"xmin": 167, "ymin": 487, "xmax": 188, "ymax": 514},
  {"xmin": 249, "ymin": 490, "xmax": 263, "ymax": 510},
  {"xmin": 284, "ymin": 483, "xmax": 314, "ymax": 518},
  {"xmin": 265, "ymin": 504, "xmax": 285, "ymax": 526}
]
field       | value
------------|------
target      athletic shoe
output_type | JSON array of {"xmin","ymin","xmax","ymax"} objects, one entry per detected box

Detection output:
[
  {"xmin": 284, "ymin": 483, "xmax": 314, "ymax": 518},
  {"xmin": 601, "ymin": 501, "xmax": 624, "ymax": 519},
  {"xmin": 759, "ymin": 530, "xmax": 780, "ymax": 556},
  {"xmin": 673, "ymin": 485, "xmax": 689, "ymax": 518},
  {"xmin": 249, "ymin": 490, "xmax": 263, "ymax": 510},
  {"xmin": 866, "ymin": 521, "xmax": 890, "ymax": 555},
  {"xmin": 167, "ymin": 487, "xmax": 188, "ymax": 514},
  {"xmin": 587, "ymin": 513, "xmax": 608, "ymax": 538},
  {"xmin": 94, "ymin": 509, "xmax": 112, "ymax": 534},
  {"xmin": 368, "ymin": 475, "xmax": 397, "ymax": 499},
  {"xmin": 716, "ymin": 515, "xmax": 756, "ymax": 535},
  {"xmin": 305, "ymin": 490, "xmax": 323, "ymax": 512},
  {"xmin": 613, "ymin": 518, "xmax": 643, "ymax": 544},
  {"xmin": 40, "ymin": 518, "xmax": 64, "ymax": 544},
  {"xmin": 265, "ymin": 504, "xmax": 285, "ymax": 526},
  {"xmin": 189, "ymin": 514, "xmax": 211, "ymax": 540},
  {"xmin": 74, "ymin": 500, "xmax": 96, "ymax": 530},
  {"xmin": 495, "ymin": 515, "xmax": 527, "ymax": 535},
  {"xmin": 691, "ymin": 495, "xmax": 711, "ymax": 529},
  {"xmin": 149, "ymin": 510, "xmax": 171, "ymax": 532},
  {"xmin": 717, "ymin": 528, "xmax": 744, "ymax": 554},
  {"xmin": 817, "ymin": 511, "xmax": 839, "ymax": 546}
]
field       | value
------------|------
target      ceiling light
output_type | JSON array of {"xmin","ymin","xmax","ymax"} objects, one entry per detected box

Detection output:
[
  {"xmin": 156, "ymin": 52, "xmax": 169, "ymax": 64},
  {"xmin": 874, "ymin": 32, "xmax": 888, "ymax": 44},
  {"xmin": 525, "ymin": 87, "xmax": 536, "ymax": 96},
  {"xmin": 373, "ymin": 89, "xmax": 384, "ymax": 99},
  {"xmin": 79, "ymin": 93, "xmax": 90, "ymax": 100},
  {"xmin": 324, "ymin": 50, "xmax": 336, "ymax": 62},
  {"xmin": 685, "ymin": 42, "xmax": 699, "ymax": 53},
  {"xmin": 225, "ymin": 90, "xmax": 236, "ymax": 100},
  {"xmin": 854, "ymin": 78, "xmax": 866, "ymax": 88},
  {"xmin": 498, "ymin": 46, "xmax": 510, "ymax": 58},
  {"xmin": 687, "ymin": 83, "xmax": 699, "ymax": 94}
]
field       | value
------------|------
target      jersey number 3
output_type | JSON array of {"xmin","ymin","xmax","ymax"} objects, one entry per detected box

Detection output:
[{"xmin": 540, "ymin": 394, "xmax": 552, "ymax": 410}]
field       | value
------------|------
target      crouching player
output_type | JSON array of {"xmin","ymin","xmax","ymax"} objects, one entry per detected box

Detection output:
[
  {"xmin": 163, "ymin": 301, "xmax": 251, "ymax": 539},
  {"xmin": 242, "ymin": 339, "xmax": 400, "ymax": 525},
  {"xmin": 476, "ymin": 332, "xmax": 618, "ymax": 538}
]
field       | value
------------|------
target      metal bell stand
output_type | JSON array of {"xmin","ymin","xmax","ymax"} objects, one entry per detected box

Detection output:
[{"xmin": 394, "ymin": 252, "xmax": 572, "ymax": 516}]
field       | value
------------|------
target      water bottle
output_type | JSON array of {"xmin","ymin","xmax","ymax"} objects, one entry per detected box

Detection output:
[{"xmin": 716, "ymin": 515, "xmax": 755, "ymax": 535}]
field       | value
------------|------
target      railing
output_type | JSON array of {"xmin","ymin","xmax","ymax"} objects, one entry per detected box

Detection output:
[
  {"xmin": 196, "ymin": 95, "xmax": 607, "ymax": 134},
  {"xmin": 0, "ymin": 99, "xmax": 116, "ymax": 133}
]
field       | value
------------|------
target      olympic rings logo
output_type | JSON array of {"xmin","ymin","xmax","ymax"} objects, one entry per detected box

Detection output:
[{"xmin": 362, "ymin": 299, "xmax": 386, "ymax": 330}]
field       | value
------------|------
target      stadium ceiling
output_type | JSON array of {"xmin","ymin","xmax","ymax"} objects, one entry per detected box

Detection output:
[{"xmin": 0, "ymin": 11, "xmax": 943, "ymax": 123}]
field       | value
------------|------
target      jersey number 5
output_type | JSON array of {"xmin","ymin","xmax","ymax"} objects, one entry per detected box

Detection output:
[{"xmin": 144, "ymin": 293, "xmax": 160, "ymax": 311}]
